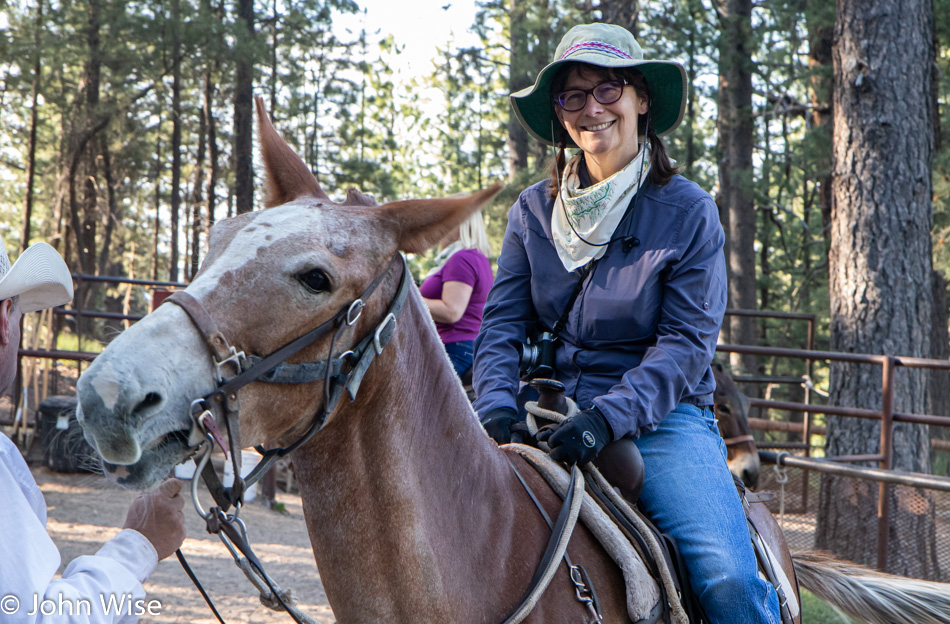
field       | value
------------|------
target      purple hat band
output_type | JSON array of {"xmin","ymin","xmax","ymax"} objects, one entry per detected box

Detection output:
[{"xmin": 559, "ymin": 41, "xmax": 634, "ymax": 61}]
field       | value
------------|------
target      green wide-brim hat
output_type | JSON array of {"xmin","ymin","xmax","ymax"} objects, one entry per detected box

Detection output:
[{"xmin": 511, "ymin": 23, "xmax": 687, "ymax": 147}]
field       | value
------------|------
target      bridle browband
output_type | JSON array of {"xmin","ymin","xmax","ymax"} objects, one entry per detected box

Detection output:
[{"xmin": 163, "ymin": 253, "xmax": 410, "ymax": 624}]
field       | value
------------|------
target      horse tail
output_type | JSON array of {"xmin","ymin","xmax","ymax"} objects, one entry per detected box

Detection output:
[{"xmin": 791, "ymin": 550, "xmax": 950, "ymax": 624}]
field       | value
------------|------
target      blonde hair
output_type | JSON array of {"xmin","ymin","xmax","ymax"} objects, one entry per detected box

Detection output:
[{"xmin": 459, "ymin": 211, "xmax": 492, "ymax": 258}]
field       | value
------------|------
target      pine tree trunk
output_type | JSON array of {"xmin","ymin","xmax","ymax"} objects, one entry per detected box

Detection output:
[
  {"xmin": 507, "ymin": 0, "xmax": 529, "ymax": 180},
  {"xmin": 930, "ymin": 272, "xmax": 949, "ymax": 429},
  {"xmin": 597, "ymin": 0, "xmax": 638, "ymax": 38},
  {"xmin": 818, "ymin": 0, "xmax": 938, "ymax": 579},
  {"xmin": 190, "ymin": 67, "xmax": 208, "ymax": 281},
  {"xmin": 151, "ymin": 128, "xmax": 162, "ymax": 282},
  {"xmin": 205, "ymin": 69, "xmax": 218, "ymax": 233},
  {"xmin": 716, "ymin": 0, "xmax": 757, "ymax": 379},
  {"xmin": 233, "ymin": 0, "xmax": 255, "ymax": 214},
  {"xmin": 65, "ymin": 0, "xmax": 103, "ymax": 343},
  {"xmin": 97, "ymin": 140, "xmax": 119, "ymax": 276},
  {"xmin": 684, "ymin": 0, "xmax": 700, "ymax": 177},
  {"xmin": 806, "ymin": 0, "xmax": 834, "ymax": 257},
  {"xmin": 21, "ymin": 0, "xmax": 44, "ymax": 253},
  {"xmin": 169, "ymin": 0, "xmax": 182, "ymax": 281}
]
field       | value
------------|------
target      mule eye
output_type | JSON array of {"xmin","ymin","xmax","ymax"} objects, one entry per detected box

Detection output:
[{"xmin": 297, "ymin": 269, "xmax": 331, "ymax": 293}]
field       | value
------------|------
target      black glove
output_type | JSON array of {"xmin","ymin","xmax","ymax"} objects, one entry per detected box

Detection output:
[
  {"xmin": 537, "ymin": 407, "xmax": 612, "ymax": 465},
  {"xmin": 480, "ymin": 407, "xmax": 520, "ymax": 445}
]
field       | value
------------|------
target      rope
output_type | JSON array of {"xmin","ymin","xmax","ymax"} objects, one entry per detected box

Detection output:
[
  {"xmin": 772, "ymin": 453, "xmax": 790, "ymax": 529},
  {"xmin": 502, "ymin": 463, "xmax": 587, "ymax": 624}
]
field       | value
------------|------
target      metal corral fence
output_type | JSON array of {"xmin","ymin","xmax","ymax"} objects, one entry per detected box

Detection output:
[
  {"xmin": 719, "ymin": 309, "xmax": 950, "ymax": 580},
  {"xmin": 13, "ymin": 299, "xmax": 950, "ymax": 578}
]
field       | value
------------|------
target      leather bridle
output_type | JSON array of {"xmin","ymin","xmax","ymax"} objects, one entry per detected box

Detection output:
[
  {"xmin": 166, "ymin": 253, "xmax": 408, "ymax": 510},
  {"xmin": 163, "ymin": 253, "xmax": 410, "ymax": 624}
]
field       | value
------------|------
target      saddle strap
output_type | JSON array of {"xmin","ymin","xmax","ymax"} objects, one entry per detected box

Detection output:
[{"xmin": 503, "ymin": 460, "xmax": 595, "ymax": 624}]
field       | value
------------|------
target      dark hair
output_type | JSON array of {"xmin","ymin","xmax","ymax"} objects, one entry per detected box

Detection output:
[{"xmin": 546, "ymin": 63, "xmax": 679, "ymax": 199}]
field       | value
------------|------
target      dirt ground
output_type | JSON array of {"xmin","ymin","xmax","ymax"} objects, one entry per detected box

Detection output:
[{"xmin": 34, "ymin": 466, "xmax": 337, "ymax": 624}]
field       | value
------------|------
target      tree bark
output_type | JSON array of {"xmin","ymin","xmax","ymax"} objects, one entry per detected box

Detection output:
[
  {"xmin": 507, "ymin": 0, "xmax": 529, "ymax": 180},
  {"xmin": 597, "ymin": 0, "xmax": 638, "ymax": 37},
  {"xmin": 818, "ymin": 0, "xmax": 938, "ymax": 579},
  {"xmin": 190, "ymin": 65, "xmax": 209, "ymax": 281},
  {"xmin": 206, "ymin": 69, "xmax": 219, "ymax": 234},
  {"xmin": 684, "ymin": 0, "xmax": 700, "ymax": 177},
  {"xmin": 151, "ymin": 127, "xmax": 162, "ymax": 282},
  {"xmin": 716, "ymin": 0, "xmax": 757, "ymax": 379},
  {"xmin": 21, "ymin": 0, "xmax": 44, "ymax": 253},
  {"xmin": 169, "ymin": 0, "xmax": 182, "ymax": 281},
  {"xmin": 806, "ymin": 0, "xmax": 834, "ymax": 254},
  {"xmin": 930, "ymin": 271, "xmax": 949, "ymax": 430},
  {"xmin": 64, "ymin": 0, "xmax": 104, "ymax": 340},
  {"xmin": 233, "ymin": 0, "xmax": 255, "ymax": 214},
  {"xmin": 96, "ymin": 140, "xmax": 120, "ymax": 277}
]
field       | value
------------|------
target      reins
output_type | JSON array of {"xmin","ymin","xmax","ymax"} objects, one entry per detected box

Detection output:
[
  {"xmin": 505, "ymin": 460, "xmax": 602, "ymax": 624},
  {"xmin": 164, "ymin": 253, "xmax": 410, "ymax": 624}
]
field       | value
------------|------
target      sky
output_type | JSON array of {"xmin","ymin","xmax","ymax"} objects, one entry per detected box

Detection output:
[{"xmin": 333, "ymin": 0, "xmax": 482, "ymax": 82}]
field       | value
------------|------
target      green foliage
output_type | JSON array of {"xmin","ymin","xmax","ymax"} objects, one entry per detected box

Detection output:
[
  {"xmin": 0, "ymin": 0, "xmax": 946, "ymax": 366},
  {"xmin": 934, "ymin": 0, "xmax": 950, "ymax": 286},
  {"xmin": 54, "ymin": 329, "xmax": 103, "ymax": 355},
  {"xmin": 801, "ymin": 589, "xmax": 860, "ymax": 624}
]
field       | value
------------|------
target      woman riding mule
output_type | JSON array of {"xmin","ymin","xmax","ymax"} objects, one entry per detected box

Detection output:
[
  {"xmin": 473, "ymin": 23, "xmax": 781, "ymax": 623},
  {"xmin": 74, "ymin": 97, "xmax": 950, "ymax": 624}
]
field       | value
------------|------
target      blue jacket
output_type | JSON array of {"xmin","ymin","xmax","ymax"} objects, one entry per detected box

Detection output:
[{"xmin": 472, "ymin": 175, "xmax": 727, "ymax": 439}]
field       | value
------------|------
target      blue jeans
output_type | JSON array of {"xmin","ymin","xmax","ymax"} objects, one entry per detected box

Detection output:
[
  {"xmin": 634, "ymin": 403, "xmax": 780, "ymax": 624},
  {"xmin": 444, "ymin": 340, "xmax": 474, "ymax": 377}
]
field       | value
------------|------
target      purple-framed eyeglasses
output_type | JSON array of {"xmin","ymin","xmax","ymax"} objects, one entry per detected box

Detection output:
[{"xmin": 554, "ymin": 80, "xmax": 628, "ymax": 112}]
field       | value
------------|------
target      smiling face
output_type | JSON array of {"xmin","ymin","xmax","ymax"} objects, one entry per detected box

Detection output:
[{"xmin": 554, "ymin": 64, "xmax": 649, "ymax": 182}]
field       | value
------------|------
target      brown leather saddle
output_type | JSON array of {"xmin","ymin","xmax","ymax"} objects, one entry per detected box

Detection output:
[{"xmin": 530, "ymin": 379, "xmax": 800, "ymax": 624}]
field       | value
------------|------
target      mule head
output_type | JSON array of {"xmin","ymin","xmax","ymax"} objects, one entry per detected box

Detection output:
[
  {"xmin": 77, "ymin": 97, "xmax": 501, "ymax": 489},
  {"xmin": 712, "ymin": 362, "xmax": 760, "ymax": 489}
]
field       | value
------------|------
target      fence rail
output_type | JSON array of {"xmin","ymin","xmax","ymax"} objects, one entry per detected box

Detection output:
[
  {"xmin": 760, "ymin": 450, "xmax": 950, "ymax": 492},
  {"xmin": 718, "ymin": 309, "xmax": 950, "ymax": 572}
]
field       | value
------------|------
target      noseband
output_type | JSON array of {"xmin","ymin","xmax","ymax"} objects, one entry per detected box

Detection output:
[{"xmin": 165, "ymin": 253, "xmax": 410, "ymax": 509}]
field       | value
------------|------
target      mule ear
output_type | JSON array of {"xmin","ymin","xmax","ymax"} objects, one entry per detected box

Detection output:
[
  {"xmin": 379, "ymin": 183, "xmax": 503, "ymax": 255},
  {"xmin": 255, "ymin": 96, "xmax": 329, "ymax": 207}
]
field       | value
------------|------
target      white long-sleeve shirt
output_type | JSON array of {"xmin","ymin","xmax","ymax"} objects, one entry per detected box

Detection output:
[{"xmin": 0, "ymin": 434, "xmax": 158, "ymax": 623}]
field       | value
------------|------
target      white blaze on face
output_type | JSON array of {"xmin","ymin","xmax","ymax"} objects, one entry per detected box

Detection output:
[
  {"xmin": 189, "ymin": 199, "xmax": 339, "ymax": 299},
  {"xmin": 90, "ymin": 359, "xmax": 123, "ymax": 411}
]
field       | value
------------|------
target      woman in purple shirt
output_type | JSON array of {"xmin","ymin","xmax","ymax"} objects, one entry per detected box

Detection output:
[
  {"xmin": 472, "ymin": 23, "xmax": 780, "ymax": 624},
  {"xmin": 420, "ymin": 210, "xmax": 493, "ymax": 378}
]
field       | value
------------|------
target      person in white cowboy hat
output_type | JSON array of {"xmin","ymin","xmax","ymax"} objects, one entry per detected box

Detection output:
[
  {"xmin": 473, "ymin": 23, "xmax": 782, "ymax": 623},
  {"xmin": 0, "ymin": 239, "xmax": 187, "ymax": 623}
]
